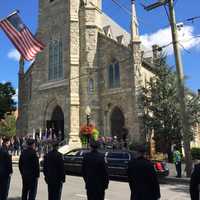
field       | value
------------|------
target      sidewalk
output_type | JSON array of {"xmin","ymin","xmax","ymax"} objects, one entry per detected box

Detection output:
[{"xmin": 163, "ymin": 163, "xmax": 190, "ymax": 184}]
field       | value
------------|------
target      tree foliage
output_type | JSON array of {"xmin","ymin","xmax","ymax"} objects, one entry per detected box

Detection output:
[
  {"xmin": 0, "ymin": 82, "xmax": 16, "ymax": 120},
  {"xmin": 0, "ymin": 114, "xmax": 16, "ymax": 137},
  {"xmin": 140, "ymin": 56, "xmax": 200, "ymax": 158}
]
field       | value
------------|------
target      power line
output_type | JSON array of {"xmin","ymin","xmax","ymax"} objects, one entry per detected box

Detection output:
[
  {"xmin": 110, "ymin": 0, "xmax": 160, "ymax": 31},
  {"xmin": 178, "ymin": 42, "xmax": 191, "ymax": 54}
]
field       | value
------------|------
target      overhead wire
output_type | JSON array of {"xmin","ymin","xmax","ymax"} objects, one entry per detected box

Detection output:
[{"xmin": 27, "ymin": 1, "xmax": 200, "ymax": 83}]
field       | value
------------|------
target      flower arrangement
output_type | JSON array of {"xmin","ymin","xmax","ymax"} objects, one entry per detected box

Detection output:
[{"xmin": 80, "ymin": 124, "xmax": 99, "ymax": 146}]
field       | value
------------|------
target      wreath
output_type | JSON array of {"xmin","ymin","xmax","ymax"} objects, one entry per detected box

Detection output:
[{"xmin": 80, "ymin": 124, "xmax": 99, "ymax": 146}]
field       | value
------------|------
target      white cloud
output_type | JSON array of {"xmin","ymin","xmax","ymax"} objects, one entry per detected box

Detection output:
[
  {"xmin": 141, "ymin": 25, "xmax": 200, "ymax": 56},
  {"xmin": 12, "ymin": 88, "xmax": 18, "ymax": 103},
  {"xmin": 7, "ymin": 49, "xmax": 20, "ymax": 61}
]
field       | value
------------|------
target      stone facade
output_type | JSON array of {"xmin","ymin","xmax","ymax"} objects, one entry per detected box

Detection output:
[{"xmin": 17, "ymin": 0, "xmax": 156, "ymax": 147}]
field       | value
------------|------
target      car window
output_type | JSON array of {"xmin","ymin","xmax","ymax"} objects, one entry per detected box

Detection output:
[{"xmin": 107, "ymin": 152, "xmax": 129, "ymax": 159}]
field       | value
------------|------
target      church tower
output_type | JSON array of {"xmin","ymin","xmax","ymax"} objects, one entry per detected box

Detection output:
[
  {"xmin": 130, "ymin": 0, "xmax": 143, "ymax": 142},
  {"xmin": 79, "ymin": 0, "xmax": 102, "ymax": 127}
]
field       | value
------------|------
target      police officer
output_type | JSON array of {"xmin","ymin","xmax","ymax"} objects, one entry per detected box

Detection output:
[
  {"xmin": 127, "ymin": 145, "xmax": 161, "ymax": 200},
  {"xmin": 19, "ymin": 139, "xmax": 40, "ymax": 200},
  {"xmin": 43, "ymin": 142, "xmax": 65, "ymax": 200},
  {"xmin": 0, "ymin": 138, "xmax": 12, "ymax": 200},
  {"xmin": 190, "ymin": 163, "xmax": 200, "ymax": 200},
  {"xmin": 82, "ymin": 139, "xmax": 109, "ymax": 200}
]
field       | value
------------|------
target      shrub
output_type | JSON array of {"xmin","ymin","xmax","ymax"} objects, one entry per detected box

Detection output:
[{"xmin": 191, "ymin": 148, "xmax": 200, "ymax": 160}]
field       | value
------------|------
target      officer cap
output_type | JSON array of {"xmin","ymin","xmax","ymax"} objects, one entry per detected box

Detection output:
[{"xmin": 26, "ymin": 138, "xmax": 35, "ymax": 146}]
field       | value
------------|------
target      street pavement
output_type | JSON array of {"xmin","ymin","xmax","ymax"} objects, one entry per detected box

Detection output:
[{"xmin": 8, "ymin": 166, "xmax": 190, "ymax": 200}]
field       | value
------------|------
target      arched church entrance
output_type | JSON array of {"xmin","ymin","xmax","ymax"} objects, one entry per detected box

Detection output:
[
  {"xmin": 46, "ymin": 106, "xmax": 64, "ymax": 141},
  {"xmin": 110, "ymin": 107, "xmax": 125, "ymax": 140}
]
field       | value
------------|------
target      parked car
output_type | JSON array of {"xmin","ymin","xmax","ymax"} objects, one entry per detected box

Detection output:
[{"xmin": 40, "ymin": 148, "xmax": 169, "ymax": 181}]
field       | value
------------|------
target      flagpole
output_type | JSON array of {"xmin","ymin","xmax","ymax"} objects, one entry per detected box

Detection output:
[
  {"xmin": 18, "ymin": 55, "xmax": 24, "ymax": 118},
  {"xmin": 0, "ymin": 10, "xmax": 19, "ymax": 22}
]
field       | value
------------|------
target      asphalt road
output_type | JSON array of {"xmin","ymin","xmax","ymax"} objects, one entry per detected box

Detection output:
[{"xmin": 8, "ymin": 166, "xmax": 190, "ymax": 200}]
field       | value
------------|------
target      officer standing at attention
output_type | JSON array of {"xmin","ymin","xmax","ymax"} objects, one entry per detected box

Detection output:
[
  {"xmin": 82, "ymin": 139, "xmax": 109, "ymax": 200},
  {"xmin": 0, "ymin": 138, "xmax": 13, "ymax": 200},
  {"xmin": 43, "ymin": 142, "xmax": 65, "ymax": 200},
  {"xmin": 127, "ymin": 145, "xmax": 161, "ymax": 200},
  {"xmin": 190, "ymin": 163, "xmax": 200, "ymax": 200},
  {"xmin": 19, "ymin": 139, "xmax": 40, "ymax": 200}
]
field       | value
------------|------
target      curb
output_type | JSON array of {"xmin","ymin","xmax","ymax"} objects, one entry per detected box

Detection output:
[{"xmin": 160, "ymin": 176, "xmax": 190, "ymax": 184}]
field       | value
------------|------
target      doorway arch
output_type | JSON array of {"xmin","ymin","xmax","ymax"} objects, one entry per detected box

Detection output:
[
  {"xmin": 110, "ymin": 107, "xmax": 125, "ymax": 139},
  {"xmin": 46, "ymin": 105, "xmax": 64, "ymax": 141}
]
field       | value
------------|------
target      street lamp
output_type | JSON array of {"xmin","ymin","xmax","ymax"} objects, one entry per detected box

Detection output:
[{"xmin": 85, "ymin": 106, "xmax": 91, "ymax": 126}]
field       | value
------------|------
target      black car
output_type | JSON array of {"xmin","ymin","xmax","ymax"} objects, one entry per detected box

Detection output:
[{"xmin": 60, "ymin": 148, "xmax": 169, "ymax": 180}]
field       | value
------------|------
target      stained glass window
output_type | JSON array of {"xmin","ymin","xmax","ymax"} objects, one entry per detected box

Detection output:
[
  {"xmin": 108, "ymin": 61, "xmax": 120, "ymax": 88},
  {"xmin": 49, "ymin": 39, "xmax": 63, "ymax": 81}
]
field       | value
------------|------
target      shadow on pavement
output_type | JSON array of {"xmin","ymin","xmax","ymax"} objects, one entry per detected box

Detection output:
[{"xmin": 8, "ymin": 197, "xmax": 21, "ymax": 200}]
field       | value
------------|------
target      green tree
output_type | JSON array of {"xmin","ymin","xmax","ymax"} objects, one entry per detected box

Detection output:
[
  {"xmin": 0, "ymin": 82, "xmax": 16, "ymax": 120},
  {"xmin": 140, "ymin": 56, "xmax": 200, "ymax": 162},
  {"xmin": 0, "ymin": 114, "xmax": 16, "ymax": 137}
]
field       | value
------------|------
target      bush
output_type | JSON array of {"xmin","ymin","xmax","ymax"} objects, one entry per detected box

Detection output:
[{"xmin": 191, "ymin": 148, "xmax": 200, "ymax": 160}]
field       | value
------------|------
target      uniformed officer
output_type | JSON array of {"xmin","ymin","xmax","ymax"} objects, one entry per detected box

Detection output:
[
  {"xmin": 43, "ymin": 142, "xmax": 65, "ymax": 200},
  {"xmin": 0, "ymin": 138, "xmax": 12, "ymax": 200},
  {"xmin": 19, "ymin": 139, "xmax": 40, "ymax": 200},
  {"xmin": 127, "ymin": 145, "xmax": 161, "ymax": 200},
  {"xmin": 82, "ymin": 139, "xmax": 109, "ymax": 200},
  {"xmin": 190, "ymin": 163, "xmax": 200, "ymax": 200}
]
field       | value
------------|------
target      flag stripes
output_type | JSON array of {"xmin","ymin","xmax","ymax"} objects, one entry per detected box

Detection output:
[{"xmin": 0, "ymin": 13, "xmax": 44, "ymax": 61}]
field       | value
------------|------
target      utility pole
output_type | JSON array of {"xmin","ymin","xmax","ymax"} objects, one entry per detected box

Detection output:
[{"xmin": 144, "ymin": 0, "xmax": 192, "ymax": 176}]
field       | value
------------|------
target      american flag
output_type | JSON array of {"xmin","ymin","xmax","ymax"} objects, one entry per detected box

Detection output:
[{"xmin": 0, "ymin": 11, "xmax": 45, "ymax": 61}]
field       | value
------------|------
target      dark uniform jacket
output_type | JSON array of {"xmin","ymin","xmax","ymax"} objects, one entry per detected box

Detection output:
[
  {"xmin": 128, "ymin": 156, "xmax": 161, "ymax": 200},
  {"xmin": 43, "ymin": 149, "xmax": 65, "ymax": 184},
  {"xmin": 0, "ymin": 146, "xmax": 12, "ymax": 179},
  {"xmin": 19, "ymin": 147, "xmax": 40, "ymax": 181},
  {"xmin": 82, "ymin": 150, "xmax": 109, "ymax": 192},
  {"xmin": 190, "ymin": 163, "xmax": 200, "ymax": 200}
]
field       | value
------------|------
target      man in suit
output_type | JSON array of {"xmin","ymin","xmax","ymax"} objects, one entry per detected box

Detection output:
[
  {"xmin": 190, "ymin": 163, "xmax": 200, "ymax": 200},
  {"xmin": 43, "ymin": 142, "xmax": 65, "ymax": 200},
  {"xmin": 19, "ymin": 139, "xmax": 40, "ymax": 200},
  {"xmin": 0, "ymin": 138, "xmax": 13, "ymax": 200},
  {"xmin": 82, "ymin": 139, "xmax": 109, "ymax": 200},
  {"xmin": 127, "ymin": 145, "xmax": 160, "ymax": 200}
]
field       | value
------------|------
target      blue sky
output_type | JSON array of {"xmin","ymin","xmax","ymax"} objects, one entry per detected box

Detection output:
[{"xmin": 0, "ymin": 0, "xmax": 200, "ymax": 97}]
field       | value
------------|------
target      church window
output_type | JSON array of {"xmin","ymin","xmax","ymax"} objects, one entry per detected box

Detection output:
[
  {"xmin": 88, "ymin": 79, "xmax": 94, "ymax": 94},
  {"xmin": 48, "ymin": 39, "xmax": 63, "ymax": 81},
  {"xmin": 108, "ymin": 61, "xmax": 120, "ymax": 88}
]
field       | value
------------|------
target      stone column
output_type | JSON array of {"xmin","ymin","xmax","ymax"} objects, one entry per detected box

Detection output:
[{"xmin": 68, "ymin": 0, "xmax": 81, "ymax": 148}]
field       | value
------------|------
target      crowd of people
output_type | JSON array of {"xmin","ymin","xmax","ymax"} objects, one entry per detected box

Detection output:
[
  {"xmin": 0, "ymin": 130, "xmax": 61, "ymax": 159},
  {"xmin": 0, "ymin": 136, "xmax": 200, "ymax": 200}
]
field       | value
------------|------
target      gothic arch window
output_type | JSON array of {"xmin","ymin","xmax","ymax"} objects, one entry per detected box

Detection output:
[
  {"xmin": 108, "ymin": 60, "xmax": 120, "ymax": 88},
  {"xmin": 88, "ymin": 78, "xmax": 94, "ymax": 94},
  {"xmin": 48, "ymin": 39, "xmax": 63, "ymax": 81}
]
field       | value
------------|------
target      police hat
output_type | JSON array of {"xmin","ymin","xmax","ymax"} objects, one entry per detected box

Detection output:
[{"xmin": 26, "ymin": 138, "xmax": 35, "ymax": 146}]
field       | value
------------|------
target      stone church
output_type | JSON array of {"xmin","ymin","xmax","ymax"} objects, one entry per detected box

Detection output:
[{"xmin": 17, "ymin": 0, "xmax": 157, "ymax": 147}]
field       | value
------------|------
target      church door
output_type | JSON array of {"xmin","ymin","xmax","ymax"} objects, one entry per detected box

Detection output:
[
  {"xmin": 110, "ymin": 107, "xmax": 125, "ymax": 140},
  {"xmin": 46, "ymin": 106, "xmax": 64, "ymax": 141}
]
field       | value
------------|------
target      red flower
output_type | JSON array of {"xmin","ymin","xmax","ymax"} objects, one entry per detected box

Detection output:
[{"xmin": 80, "ymin": 124, "xmax": 95, "ymax": 136}]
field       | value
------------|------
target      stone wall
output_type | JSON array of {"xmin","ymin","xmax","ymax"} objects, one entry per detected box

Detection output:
[{"xmin": 97, "ymin": 34, "xmax": 140, "ymax": 142}]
